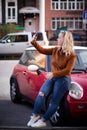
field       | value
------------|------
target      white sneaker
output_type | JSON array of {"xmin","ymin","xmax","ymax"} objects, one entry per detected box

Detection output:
[
  {"xmin": 31, "ymin": 119, "xmax": 46, "ymax": 127},
  {"xmin": 27, "ymin": 115, "xmax": 40, "ymax": 127}
]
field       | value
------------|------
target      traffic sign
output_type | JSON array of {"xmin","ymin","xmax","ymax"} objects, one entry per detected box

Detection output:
[{"xmin": 83, "ymin": 12, "xmax": 87, "ymax": 20}]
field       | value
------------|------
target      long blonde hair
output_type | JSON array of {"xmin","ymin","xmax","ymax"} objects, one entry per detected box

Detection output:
[{"xmin": 61, "ymin": 31, "xmax": 74, "ymax": 56}]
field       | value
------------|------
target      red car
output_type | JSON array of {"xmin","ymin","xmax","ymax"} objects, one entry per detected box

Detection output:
[{"xmin": 10, "ymin": 46, "xmax": 87, "ymax": 125}]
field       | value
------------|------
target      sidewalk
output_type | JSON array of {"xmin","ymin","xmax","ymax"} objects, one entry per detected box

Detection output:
[{"xmin": 0, "ymin": 60, "xmax": 18, "ymax": 100}]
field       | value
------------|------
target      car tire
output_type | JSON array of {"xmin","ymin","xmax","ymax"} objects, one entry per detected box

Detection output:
[{"xmin": 10, "ymin": 76, "xmax": 21, "ymax": 103}]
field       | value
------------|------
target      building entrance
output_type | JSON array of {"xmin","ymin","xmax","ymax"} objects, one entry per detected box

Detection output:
[{"xmin": 24, "ymin": 18, "xmax": 35, "ymax": 32}]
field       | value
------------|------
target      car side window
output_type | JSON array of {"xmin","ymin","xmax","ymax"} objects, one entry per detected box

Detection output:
[
  {"xmin": 15, "ymin": 35, "xmax": 28, "ymax": 42},
  {"xmin": 22, "ymin": 35, "xmax": 28, "ymax": 42},
  {"xmin": 27, "ymin": 51, "xmax": 46, "ymax": 69}
]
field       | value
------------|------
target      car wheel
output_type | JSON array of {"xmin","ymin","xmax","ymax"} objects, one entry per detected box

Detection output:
[{"xmin": 10, "ymin": 77, "xmax": 21, "ymax": 103}]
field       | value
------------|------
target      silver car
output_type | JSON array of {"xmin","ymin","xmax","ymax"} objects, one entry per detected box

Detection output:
[{"xmin": 0, "ymin": 32, "xmax": 48, "ymax": 55}]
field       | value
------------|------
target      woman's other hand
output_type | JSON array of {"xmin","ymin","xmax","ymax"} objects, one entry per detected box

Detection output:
[{"xmin": 46, "ymin": 72, "xmax": 53, "ymax": 79}]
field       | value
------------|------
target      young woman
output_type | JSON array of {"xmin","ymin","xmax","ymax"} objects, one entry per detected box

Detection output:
[{"xmin": 27, "ymin": 31, "xmax": 76, "ymax": 127}]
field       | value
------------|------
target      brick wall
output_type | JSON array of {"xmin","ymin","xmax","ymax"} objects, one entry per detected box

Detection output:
[{"xmin": 45, "ymin": 0, "xmax": 87, "ymax": 46}]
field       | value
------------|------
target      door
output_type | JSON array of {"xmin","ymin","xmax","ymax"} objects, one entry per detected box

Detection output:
[{"xmin": 24, "ymin": 18, "xmax": 35, "ymax": 32}]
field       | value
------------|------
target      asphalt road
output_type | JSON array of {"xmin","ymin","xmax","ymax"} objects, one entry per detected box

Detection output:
[
  {"xmin": 0, "ymin": 100, "xmax": 87, "ymax": 130},
  {"xmin": 0, "ymin": 100, "xmax": 33, "ymax": 127}
]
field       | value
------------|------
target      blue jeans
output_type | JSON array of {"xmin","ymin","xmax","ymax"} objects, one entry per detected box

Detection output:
[{"xmin": 33, "ymin": 76, "xmax": 71, "ymax": 120}]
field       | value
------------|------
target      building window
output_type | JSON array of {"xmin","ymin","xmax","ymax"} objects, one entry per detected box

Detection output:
[
  {"xmin": 51, "ymin": 17, "xmax": 83, "ymax": 30},
  {"xmin": 0, "ymin": 0, "xmax": 2, "ymax": 23},
  {"xmin": 5, "ymin": 0, "xmax": 17, "ymax": 23},
  {"xmin": 51, "ymin": 0, "xmax": 84, "ymax": 10}
]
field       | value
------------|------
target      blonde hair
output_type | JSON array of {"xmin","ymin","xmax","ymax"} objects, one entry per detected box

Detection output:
[{"xmin": 61, "ymin": 31, "xmax": 74, "ymax": 56}]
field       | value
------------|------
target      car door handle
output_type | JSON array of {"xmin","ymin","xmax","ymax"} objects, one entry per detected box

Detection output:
[
  {"xmin": 11, "ymin": 43, "xmax": 15, "ymax": 46},
  {"xmin": 22, "ymin": 71, "xmax": 27, "ymax": 75}
]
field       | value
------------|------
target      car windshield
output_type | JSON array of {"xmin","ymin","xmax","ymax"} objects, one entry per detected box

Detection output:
[
  {"xmin": 0, "ymin": 35, "xmax": 9, "ymax": 40},
  {"xmin": 79, "ymin": 51, "xmax": 87, "ymax": 67},
  {"xmin": 19, "ymin": 49, "xmax": 46, "ymax": 69},
  {"xmin": 46, "ymin": 49, "xmax": 87, "ymax": 72},
  {"xmin": 73, "ymin": 49, "xmax": 87, "ymax": 72},
  {"xmin": 19, "ymin": 48, "xmax": 87, "ymax": 72}
]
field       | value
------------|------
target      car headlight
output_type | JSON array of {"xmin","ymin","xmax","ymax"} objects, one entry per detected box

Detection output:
[{"xmin": 69, "ymin": 82, "xmax": 83, "ymax": 100}]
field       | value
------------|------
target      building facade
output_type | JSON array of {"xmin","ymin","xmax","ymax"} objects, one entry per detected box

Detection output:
[{"xmin": 0, "ymin": 0, "xmax": 87, "ymax": 39}]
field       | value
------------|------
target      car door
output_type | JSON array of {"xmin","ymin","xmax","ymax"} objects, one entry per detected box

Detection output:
[
  {"xmin": 16, "ymin": 64, "xmax": 46, "ymax": 101},
  {"xmin": 26, "ymin": 70, "xmax": 46, "ymax": 100},
  {"xmin": 17, "ymin": 50, "xmax": 46, "ymax": 100},
  {"xmin": 16, "ymin": 64, "xmax": 37, "ymax": 100},
  {"xmin": 12, "ymin": 35, "xmax": 29, "ymax": 54}
]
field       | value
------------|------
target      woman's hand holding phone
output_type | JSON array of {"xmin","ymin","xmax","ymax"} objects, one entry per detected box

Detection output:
[{"xmin": 32, "ymin": 33, "xmax": 38, "ymax": 41}]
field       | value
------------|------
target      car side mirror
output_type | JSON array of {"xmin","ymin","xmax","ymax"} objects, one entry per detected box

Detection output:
[
  {"xmin": 7, "ymin": 39, "xmax": 11, "ymax": 43},
  {"xmin": 28, "ymin": 65, "xmax": 39, "ymax": 71}
]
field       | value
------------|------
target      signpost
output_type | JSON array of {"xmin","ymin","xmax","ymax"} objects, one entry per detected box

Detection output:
[
  {"xmin": 83, "ymin": 12, "xmax": 87, "ymax": 20},
  {"xmin": 83, "ymin": 12, "xmax": 87, "ymax": 30},
  {"xmin": 83, "ymin": 12, "xmax": 87, "ymax": 43}
]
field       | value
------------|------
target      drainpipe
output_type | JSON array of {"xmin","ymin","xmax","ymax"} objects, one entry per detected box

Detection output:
[{"xmin": 39, "ymin": 0, "xmax": 45, "ymax": 32}]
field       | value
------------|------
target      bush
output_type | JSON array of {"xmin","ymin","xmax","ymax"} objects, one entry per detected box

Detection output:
[{"xmin": 0, "ymin": 23, "xmax": 18, "ymax": 39}]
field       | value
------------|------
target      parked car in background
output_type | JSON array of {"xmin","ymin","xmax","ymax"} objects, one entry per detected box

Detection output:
[
  {"xmin": 73, "ymin": 33, "xmax": 83, "ymax": 41},
  {"xmin": 0, "ymin": 31, "xmax": 48, "ymax": 55},
  {"xmin": 49, "ymin": 33, "xmax": 83, "ymax": 46},
  {"xmin": 10, "ymin": 45, "xmax": 87, "ymax": 126}
]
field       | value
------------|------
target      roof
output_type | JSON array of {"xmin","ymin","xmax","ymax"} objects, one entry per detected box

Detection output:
[
  {"xmin": 19, "ymin": 7, "xmax": 40, "ymax": 14},
  {"xmin": 26, "ymin": 45, "xmax": 87, "ymax": 51},
  {"xmin": 74, "ymin": 46, "xmax": 87, "ymax": 50}
]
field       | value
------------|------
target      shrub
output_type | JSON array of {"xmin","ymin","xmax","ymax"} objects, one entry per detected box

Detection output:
[{"xmin": 0, "ymin": 23, "xmax": 18, "ymax": 39}]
